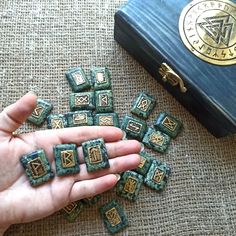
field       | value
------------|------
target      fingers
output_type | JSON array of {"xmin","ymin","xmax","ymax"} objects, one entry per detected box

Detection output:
[
  {"xmin": 0, "ymin": 92, "xmax": 37, "ymax": 135},
  {"xmin": 74, "ymin": 154, "xmax": 140, "ymax": 182},
  {"xmin": 77, "ymin": 139, "xmax": 141, "ymax": 163},
  {"xmin": 69, "ymin": 174, "xmax": 118, "ymax": 202},
  {"xmin": 33, "ymin": 126, "xmax": 124, "ymax": 149}
]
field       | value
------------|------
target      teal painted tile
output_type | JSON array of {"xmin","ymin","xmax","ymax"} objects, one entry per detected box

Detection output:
[
  {"xmin": 27, "ymin": 98, "xmax": 53, "ymax": 126},
  {"xmin": 90, "ymin": 67, "xmax": 111, "ymax": 90},
  {"xmin": 142, "ymin": 127, "xmax": 171, "ymax": 153},
  {"xmin": 99, "ymin": 199, "xmax": 128, "ymax": 234},
  {"xmin": 95, "ymin": 90, "xmax": 113, "ymax": 113},
  {"xmin": 61, "ymin": 200, "xmax": 84, "ymax": 222},
  {"xmin": 65, "ymin": 111, "xmax": 94, "ymax": 127},
  {"xmin": 121, "ymin": 115, "xmax": 147, "ymax": 141},
  {"xmin": 47, "ymin": 114, "xmax": 67, "ymax": 129},
  {"xmin": 154, "ymin": 112, "xmax": 183, "ymax": 138},
  {"xmin": 20, "ymin": 149, "xmax": 54, "ymax": 187},
  {"xmin": 82, "ymin": 138, "xmax": 110, "ymax": 172},
  {"xmin": 53, "ymin": 144, "xmax": 80, "ymax": 176},
  {"xmin": 65, "ymin": 67, "xmax": 91, "ymax": 92},
  {"xmin": 131, "ymin": 92, "xmax": 156, "ymax": 119},
  {"xmin": 134, "ymin": 151, "xmax": 153, "ymax": 176},
  {"xmin": 94, "ymin": 112, "xmax": 120, "ymax": 127},
  {"xmin": 69, "ymin": 92, "xmax": 95, "ymax": 111},
  {"xmin": 144, "ymin": 160, "xmax": 171, "ymax": 191},
  {"xmin": 116, "ymin": 171, "xmax": 143, "ymax": 201}
]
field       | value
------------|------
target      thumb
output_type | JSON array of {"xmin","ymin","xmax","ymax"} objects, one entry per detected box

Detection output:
[{"xmin": 0, "ymin": 92, "xmax": 37, "ymax": 135}]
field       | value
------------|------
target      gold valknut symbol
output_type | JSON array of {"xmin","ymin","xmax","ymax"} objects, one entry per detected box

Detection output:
[
  {"xmin": 105, "ymin": 207, "xmax": 121, "ymax": 226},
  {"xmin": 162, "ymin": 117, "xmax": 177, "ymax": 131},
  {"xmin": 28, "ymin": 157, "xmax": 46, "ymax": 179},
  {"xmin": 123, "ymin": 177, "xmax": 137, "ymax": 194},
  {"xmin": 99, "ymin": 94, "xmax": 108, "ymax": 106},
  {"xmin": 61, "ymin": 150, "xmax": 75, "ymax": 168},
  {"xmin": 88, "ymin": 146, "xmax": 103, "ymax": 164},
  {"xmin": 179, "ymin": 0, "xmax": 236, "ymax": 65}
]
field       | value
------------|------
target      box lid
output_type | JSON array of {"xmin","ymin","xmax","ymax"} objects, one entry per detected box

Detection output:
[{"xmin": 114, "ymin": 0, "xmax": 236, "ymax": 137}]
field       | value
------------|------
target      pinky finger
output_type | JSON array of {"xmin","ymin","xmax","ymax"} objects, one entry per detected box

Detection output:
[{"xmin": 69, "ymin": 174, "xmax": 119, "ymax": 202}]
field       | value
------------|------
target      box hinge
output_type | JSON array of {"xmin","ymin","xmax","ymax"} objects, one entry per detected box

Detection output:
[{"xmin": 159, "ymin": 63, "xmax": 187, "ymax": 93}]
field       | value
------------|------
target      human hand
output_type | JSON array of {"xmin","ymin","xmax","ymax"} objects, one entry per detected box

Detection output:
[{"xmin": 0, "ymin": 92, "xmax": 141, "ymax": 235}]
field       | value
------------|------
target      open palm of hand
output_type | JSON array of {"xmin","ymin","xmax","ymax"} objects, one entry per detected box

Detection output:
[{"xmin": 0, "ymin": 93, "xmax": 141, "ymax": 235}]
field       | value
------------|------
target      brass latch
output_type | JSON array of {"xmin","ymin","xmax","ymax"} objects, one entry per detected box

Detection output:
[{"xmin": 159, "ymin": 63, "xmax": 187, "ymax": 93}]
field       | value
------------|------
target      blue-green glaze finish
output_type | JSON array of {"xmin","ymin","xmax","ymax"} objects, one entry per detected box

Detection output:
[
  {"xmin": 131, "ymin": 92, "xmax": 156, "ymax": 119},
  {"xmin": 20, "ymin": 149, "xmax": 54, "ymax": 186},
  {"xmin": 82, "ymin": 195, "xmax": 101, "ymax": 206},
  {"xmin": 95, "ymin": 90, "xmax": 114, "ymax": 113},
  {"xmin": 61, "ymin": 200, "xmax": 84, "ymax": 222},
  {"xmin": 27, "ymin": 98, "xmax": 53, "ymax": 126},
  {"xmin": 134, "ymin": 151, "xmax": 153, "ymax": 176},
  {"xmin": 69, "ymin": 92, "xmax": 95, "ymax": 111},
  {"xmin": 144, "ymin": 160, "xmax": 171, "ymax": 191},
  {"xmin": 65, "ymin": 67, "xmax": 91, "ymax": 92},
  {"xmin": 121, "ymin": 115, "xmax": 147, "ymax": 141},
  {"xmin": 99, "ymin": 199, "xmax": 129, "ymax": 234},
  {"xmin": 90, "ymin": 67, "xmax": 111, "ymax": 90},
  {"xmin": 94, "ymin": 112, "xmax": 120, "ymax": 127},
  {"xmin": 65, "ymin": 111, "xmax": 94, "ymax": 127},
  {"xmin": 47, "ymin": 114, "xmax": 67, "ymax": 129},
  {"xmin": 82, "ymin": 138, "xmax": 110, "ymax": 172},
  {"xmin": 154, "ymin": 112, "xmax": 183, "ymax": 138},
  {"xmin": 53, "ymin": 144, "xmax": 80, "ymax": 176},
  {"xmin": 142, "ymin": 127, "xmax": 171, "ymax": 153},
  {"xmin": 116, "ymin": 170, "xmax": 143, "ymax": 201}
]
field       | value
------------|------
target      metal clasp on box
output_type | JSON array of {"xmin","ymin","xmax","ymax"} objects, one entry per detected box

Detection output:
[{"xmin": 159, "ymin": 63, "xmax": 187, "ymax": 93}]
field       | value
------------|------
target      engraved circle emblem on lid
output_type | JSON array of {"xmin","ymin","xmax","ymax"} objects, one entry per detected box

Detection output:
[{"xmin": 179, "ymin": 0, "xmax": 236, "ymax": 65}]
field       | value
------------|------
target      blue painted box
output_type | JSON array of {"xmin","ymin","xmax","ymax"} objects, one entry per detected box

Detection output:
[{"xmin": 115, "ymin": 0, "xmax": 236, "ymax": 137}]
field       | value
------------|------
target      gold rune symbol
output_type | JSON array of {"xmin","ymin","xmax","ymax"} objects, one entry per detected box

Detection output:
[
  {"xmin": 63, "ymin": 202, "xmax": 77, "ymax": 214},
  {"xmin": 198, "ymin": 15, "xmax": 233, "ymax": 47},
  {"xmin": 137, "ymin": 97, "xmax": 150, "ymax": 111},
  {"xmin": 138, "ymin": 156, "xmax": 146, "ymax": 168},
  {"xmin": 73, "ymin": 113, "xmax": 87, "ymax": 124},
  {"xmin": 150, "ymin": 133, "xmax": 164, "ymax": 146},
  {"xmin": 96, "ymin": 72, "xmax": 106, "ymax": 84},
  {"xmin": 152, "ymin": 169, "xmax": 164, "ymax": 184},
  {"xmin": 105, "ymin": 207, "xmax": 121, "ymax": 226},
  {"xmin": 126, "ymin": 120, "xmax": 142, "ymax": 133},
  {"xmin": 99, "ymin": 94, "xmax": 109, "ymax": 106},
  {"xmin": 162, "ymin": 117, "xmax": 177, "ymax": 131},
  {"xmin": 28, "ymin": 157, "xmax": 46, "ymax": 179},
  {"xmin": 88, "ymin": 146, "xmax": 103, "ymax": 164},
  {"xmin": 123, "ymin": 177, "xmax": 137, "ymax": 194},
  {"xmin": 32, "ymin": 105, "xmax": 44, "ymax": 118},
  {"xmin": 75, "ymin": 95, "xmax": 89, "ymax": 106},
  {"xmin": 52, "ymin": 118, "xmax": 64, "ymax": 129},
  {"xmin": 72, "ymin": 72, "xmax": 85, "ymax": 85},
  {"xmin": 99, "ymin": 116, "xmax": 113, "ymax": 126},
  {"xmin": 61, "ymin": 150, "xmax": 75, "ymax": 168}
]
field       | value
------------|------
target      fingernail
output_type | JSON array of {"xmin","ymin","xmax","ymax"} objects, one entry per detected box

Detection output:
[
  {"xmin": 122, "ymin": 131, "xmax": 127, "ymax": 140},
  {"xmin": 115, "ymin": 174, "xmax": 121, "ymax": 181},
  {"xmin": 140, "ymin": 142, "xmax": 144, "ymax": 152},
  {"xmin": 27, "ymin": 91, "xmax": 37, "ymax": 96}
]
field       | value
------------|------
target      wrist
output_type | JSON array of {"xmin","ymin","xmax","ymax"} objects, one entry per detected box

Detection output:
[{"xmin": 0, "ymin": 225, "xmax": 9, "ymax": 236}]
